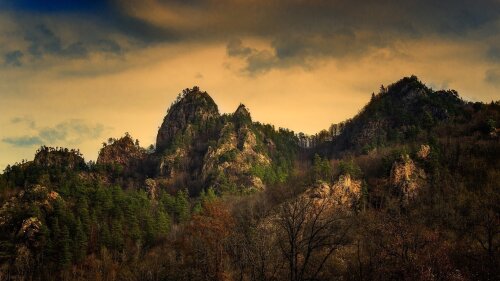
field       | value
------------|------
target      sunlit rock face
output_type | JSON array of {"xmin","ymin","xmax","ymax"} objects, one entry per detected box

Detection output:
[
  {"xmin": 201, "ymin": 121, "xmax": 271, "ymax": 191},
  {"xmin": 305, "ymin": 174, "xmax": 362, "ymax": 210},
  {"xmin": 390, "ymin": 154, "xmax": 426, "ymax": 205}
]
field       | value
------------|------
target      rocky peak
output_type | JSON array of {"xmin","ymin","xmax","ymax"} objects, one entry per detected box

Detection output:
[
  {"xmin": 233, "ymin": 103, "xmax": 252, "ymax": 126},
  {"xmin": 97, "ymin": 134, "xmax": 146, "ymax": 173},
  {"xmin": 235, "ymin": 103, "xmax": 251, "ymax": 117},
  {"xmin": 332, "ymin": 76, "xmax": 464, "ymax": 152},
  {"xmin": 156, "ymin": 87, "xmax": 220, "ymax": 152},
  {"xmin": 33, "ymin": 146, "xmax": 86, "ymax": 170}
]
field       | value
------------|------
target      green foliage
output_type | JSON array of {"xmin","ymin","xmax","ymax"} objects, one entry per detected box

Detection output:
[
  {"xmin": 312, "ymin": 154, "xmax": 333, "ymax": 182},
  {"xmin": 0, "ymin": 79, "xmax": 497, "ymax": 280},
  {"xmin": 59, "ymin": 225, "xmax": 72, "ymax": 269},
  {"xmin": 73, "ymin": 219, "xmax": 87, "ymax": 262},
  {"xmin": 160, "ymin": 189, "xmax": 190, "ymax": 223},
  {"xmin": 219, "ymin": 149, "xmax": 238, "ymax": 163},
  {"xmin": 193, "ymin": 187, "xmax": 218, "ymax": 214},
  {"xmin": 337, "ymin": 159, "xmax": 362, "ymax": 178}
]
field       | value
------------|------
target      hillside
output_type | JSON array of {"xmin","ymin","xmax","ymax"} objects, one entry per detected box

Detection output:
[{"xmin": 0, "ymin": 77, "xmax": 499, "ymax": 281}]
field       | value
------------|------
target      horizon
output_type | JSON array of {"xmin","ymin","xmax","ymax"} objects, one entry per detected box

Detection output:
[{"xmin": 1, "ymin": 0, "xmax": 500, "ymax": 169}]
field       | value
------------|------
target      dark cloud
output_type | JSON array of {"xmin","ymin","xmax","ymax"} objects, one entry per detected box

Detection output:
[
  {"xmin": 1, "ymin": 0, "xmax": 108, "ymax": 13},
  {"xmin": 202, "ymin": 0, "xmax": 500, "ymax": 74},
  {"xmin": 226, "ymin": 39, "xmax": 280, "ymax": 74},
  {"xmin": 2, "ymin": 0, "xmax": 500, "ymax": 73},
  {"xmin": 96, "ymin": 39, "xmax": 123, "ymax": 55},
  {"xmin": 227, "ymin": 39, "xmax": 253, "ymax": 57},
  {"xmin": 4, "ymin": 50, "xmax": 24, "ymax": 67},
  {"xmin": 485, "ymin": 68, "xmax": 500, "ymax": 88},
  {"xmin": 487, "ymin": 46, "xmax": 500, "ymax": 63},
  {"xmin": 2, "ymin": 136, "xmax": 43, "ymax": 147},
  {"xmin": 25, "ymin": 24, "xmax": 64, "ymax": 58},
  {"xmin": 2, "ymin": 119, "xmax": 108, "ymax": 147},
  {"xmin": 23, "ymin": 24, "xmax": 122, "ymax": 60}
]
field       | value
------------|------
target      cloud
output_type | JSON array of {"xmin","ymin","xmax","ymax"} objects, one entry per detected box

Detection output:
[
  {"xmin": 4, "ymin": 50, "xmax": 24, "ymax": 66},
  {"xmin": 23, "ymin": 24, "xmax": 125, "ymax": 60},
  {"xmin": 2, "ymin": 119, "xmax": 109, "ymax": 147},
  {"xmin": 2, "ymin": 136, "xmax": 43, "ymax": 147},
  {"xmin": 227, "ymin": 39, "xmax": 253, "ymax": 57},
  {"xmin": 487, "ymin": 46, "xmax": 500, "ymax": 63},
  {"xmin": 226, "ymin": 39, "xmax": 279, "ymax": 74},
  {"xmin": 10, "ymin": 116, "xmax": 36, "ymax": 129},
  {"xmin": 485, "ymin": 68, "xmax": 500, "ymax": 88},
  {"xmin": 1, "ymin": 0, "xmax": 499, "ymax": 74}
]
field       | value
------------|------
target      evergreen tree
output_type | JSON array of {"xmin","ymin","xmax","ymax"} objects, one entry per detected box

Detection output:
[
  {"xmin": 155, "ymin": 210, "xmax": 170, "ymax": 237},
  {"xmin": 110, "ymin": 219, "xmax": 124, "ymax": 251},
  {"xmin": 174, "ymin": 189, "xmax": 190, "ymax": 222},
  {"xmin": 59, "ymin": 225, "xmax": 72, "ymax": 269},
  {"xmin": 312, "ymin": 154, "xmax": 332, "ymax": 182},
  {"xmin": 49, "ymin": 218, "xmax": 61, "ymax": 262},
  {"xmin": 77, "ymin": 197, "xmax": 90, "ymax": 233},
  {"xmin": 73, "ymin": 219, "xmax": 87, "ymax": 262}
]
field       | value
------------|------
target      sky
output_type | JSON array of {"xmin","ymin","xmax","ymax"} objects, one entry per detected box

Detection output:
[{"xmin": 1, "ymin": 0, "xmax": 499, "ymax": 169}]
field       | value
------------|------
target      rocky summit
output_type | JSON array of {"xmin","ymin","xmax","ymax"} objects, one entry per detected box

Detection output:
[{"xmin": 152, "ymin": 87, "xmax": 295, "ymax": 194}]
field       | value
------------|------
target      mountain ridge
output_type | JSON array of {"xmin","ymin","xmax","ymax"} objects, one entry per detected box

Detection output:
[{"xmin": 0, "ymin": 76, "xmax": 499, "ymax": 281}]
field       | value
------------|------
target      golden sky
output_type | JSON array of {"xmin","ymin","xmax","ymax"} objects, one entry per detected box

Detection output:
[{"xmin": 0, "ymin": 0, "xmax": 499, "ymax": 169}]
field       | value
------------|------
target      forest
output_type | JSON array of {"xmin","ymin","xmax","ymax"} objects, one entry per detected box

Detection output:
[{"xmin": 0, "ymin": 76, "xmax": 498, "ymax": 281}]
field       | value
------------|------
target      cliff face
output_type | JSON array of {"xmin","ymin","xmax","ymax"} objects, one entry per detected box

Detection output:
[
  {"xmin": 156, "ymin": 87, "xmax": 220, "ymax": 153},
  {"xmin": 153, "ymin": 91, "xmax": 282, "ymax": 193},
  {"xmin": 97, "ymin": 134, "xmax": 146, "ymax": 176},
  {"xmin": 305, "ymin": 174, "xmax": 362, "ymax": 210},
  {"xmin": 390, "ymin": 154, "xmax": 426, "ymax": 205},
  {"xmin": 202, "ymin": 121, "xmax": 271, "ymax": 191}
]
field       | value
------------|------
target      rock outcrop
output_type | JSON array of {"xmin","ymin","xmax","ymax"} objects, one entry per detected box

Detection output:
[
  {"xmin": 202, "ymin": 122, "xmax": 271, "ymax": 191},
  {"xmin": 33, "ymin": 146, "xmax": 86, "ymax": 170},
  {"xmin": 153, "ymin": 88, "xmax": 279, "ymax": 192},
  {"xmin": 416, "ymin": 144, "xmax": 431, "ymax": 159},
  {"xmin": 97, "ymin": 134, "xmax": 146, "ymax": 175},
  {"xmin": 305, "ymin": 174, "xmax": 362, "ymax": 210},
  {"xmin": 156, "ymin": 87, "xmax": 220, "ymax": 153},
  {"xmin": 0, "ymin": 185, "xmax": 59, "ymax": 252},
  {"xmin": 390, "ymin": 154, "xmax": 426, "ymax": 204}
]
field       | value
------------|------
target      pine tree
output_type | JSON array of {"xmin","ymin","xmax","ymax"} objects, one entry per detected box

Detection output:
[
  {"xmin": 175, "ymin": 189, "xmax": 190, "ymax": 223},
  {"xmin": 101, "ymin": 222, "xmax": 111, "ymax": 250},
  {"xmin": 156, "ymin": 210, "xmax": 170, "ymax": 237},
  {"xmin": 73, "ymin": 219, "xmax": 88, "ymax": 262},
  {"xmin": 50, "ymin": 218, "xmax": 61, "ymax": 262},
  {"xmin": 77, "ymin": 197, "xmax": 90, "ymax": 233},
  {"xmin": 59, "ymin": 225, "xmax": 72, "ymax": 268},
  {"xmin": 110, "ymin": 219, "xmax": 124, "ymax": 251}
]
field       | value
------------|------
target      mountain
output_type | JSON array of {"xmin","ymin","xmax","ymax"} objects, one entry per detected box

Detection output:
[
  {"xmin": 0, "ymin": 76, "xmax": 498, "ymax": 281},
  {"xmin": 156, "ymin": 87, "xmax": 220, "ymax": 153},
  {"xmin": 92, "ymin": 87, "xmax": 297, "ymax": 195},
  {"xmin": 329, "ymin": 75, "xmax": 466, "ymax": 154}
]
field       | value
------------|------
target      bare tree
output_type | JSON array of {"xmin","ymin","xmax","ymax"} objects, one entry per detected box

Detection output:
[{"xmin": 275, "ymin": 196, "xmax": 350, "ymax": 281}]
